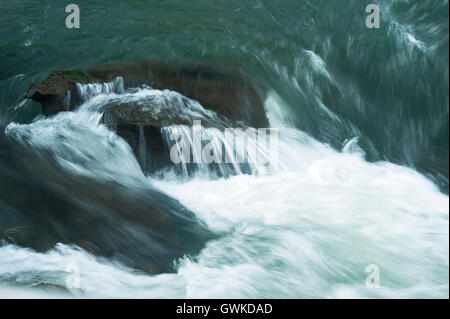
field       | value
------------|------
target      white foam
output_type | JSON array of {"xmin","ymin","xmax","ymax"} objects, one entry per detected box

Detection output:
[{"xmin": 1, "ymin": 86, "xmax": 448, "ymax": 298}]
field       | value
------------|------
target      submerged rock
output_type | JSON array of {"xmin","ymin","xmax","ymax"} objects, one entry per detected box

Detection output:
[{"xmin": 0, "ymin": 136, "xmax": 216, "ymax": 274}]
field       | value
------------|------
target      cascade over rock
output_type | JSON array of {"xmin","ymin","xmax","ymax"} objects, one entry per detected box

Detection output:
[
  {"xmin": 26, "ymin": 61, "xmax": 268, "ymax": 128},
  {"xmin": 26, "ymin": 61, "xmax": 269, "ymax": 174}
]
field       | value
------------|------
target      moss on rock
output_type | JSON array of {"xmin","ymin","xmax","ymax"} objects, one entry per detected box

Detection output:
[{"xmin": 58, "ymin": 70, "xmax": 97, "ymax": 84}]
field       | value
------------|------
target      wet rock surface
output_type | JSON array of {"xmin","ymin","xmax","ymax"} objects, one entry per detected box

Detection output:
[
  {"xmin": 26, "ymin": 71, "xmax": 98, "ymax": 116},
  {"xmin": 26, "ymin": 61, "xmax": 269, "ymax": 174},
  {"xmin": 0, "ymin": 136, "xmax": 216, "ymax": 274},
  {"xmin": 27, "ymin": 61, "xmax": 269, "ymax": 127}
]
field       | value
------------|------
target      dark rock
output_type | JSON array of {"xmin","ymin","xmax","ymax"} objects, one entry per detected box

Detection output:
[
  {"xmin": 26, "ymin": 71, "xmax": 98, "ymax": 116},
  {"xmin": 0, "ymin": 136, "xmax": 216, "ymax": 274},
  {"xmin": 108, "ymin": 123, "xmax": 170, "ymax": 174}
]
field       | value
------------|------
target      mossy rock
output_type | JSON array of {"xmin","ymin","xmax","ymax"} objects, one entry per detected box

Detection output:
[{"xmin": 58, "ymin": 70, "xmax": 97, "ymax": 84}]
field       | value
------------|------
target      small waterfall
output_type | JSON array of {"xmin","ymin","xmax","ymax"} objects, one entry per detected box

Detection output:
[
  {"xmin": 63, "ymin": 90, "xmax": 71, "ymax": 111},
  {"xmin": 76, "ymin": 77, "xmax": 125, "ymax": 102},
  {"xmin": 138, "ymin": 125, "xmax": 147, "ymax": 172},
  {"xmin": 161, "ymin": 122, "xmax": 278, "ymax": 178}
]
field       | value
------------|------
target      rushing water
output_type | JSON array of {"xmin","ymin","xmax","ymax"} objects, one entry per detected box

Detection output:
[{"xmin": 0, "ymin": 0, "xmax": 448, "ymax": 298}]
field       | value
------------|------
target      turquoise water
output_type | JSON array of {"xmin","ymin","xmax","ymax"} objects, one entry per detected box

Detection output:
[{"xmin": 0, "ymin": 0, "xmax": 448, "ymax": 298}]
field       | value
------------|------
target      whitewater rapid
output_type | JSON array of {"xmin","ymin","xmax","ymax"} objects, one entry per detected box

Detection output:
[{"xmin": 1, "ymin": 87, "xmax": 448, "ymax": 298}]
